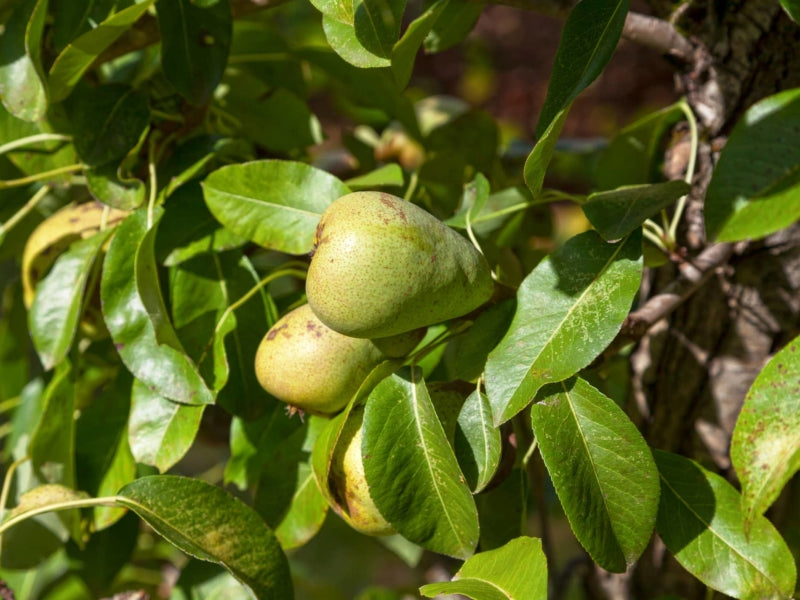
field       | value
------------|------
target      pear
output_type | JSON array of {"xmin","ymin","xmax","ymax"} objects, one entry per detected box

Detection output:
[
  {"xmin": 330, "ymin": 405, "xmax": 395, "ymax": 536},
  {"xmin": 306, "ymin": 192, "xmax": 494, "ymax": 339},
  {"xmin": 255, "ymin": 304, "xmax": 408, "ymax": 415}
]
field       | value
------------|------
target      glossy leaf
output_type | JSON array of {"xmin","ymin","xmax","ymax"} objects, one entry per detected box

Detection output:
[
  {"xmin": 536, "ymin": 0, "xmax": 629, "ymax": 136},
  {"xmin": 705, "ymin": 88, "xmax": 800, "ymax": 242},
  {"xmin": 48, "ymin": 0, "xmax": 157, "ymax": 102},
  {"xmin": 419, "ymin": 536, "xmax": 546, "ymax": 599},
  {"xmin": 29, "ymin": 228, "xmax": 112, "ymax": 370},
  {"xmin": 117, "ymin": 475, "xmax": 293, "ymax": 599},
  {"xmin": 582, "ymin": 180, "xmax": 690, "ymax": 241},
  {"xmin": 101, "ymin": 208, "xmax": 214, "ymax": 405},
  {"xmin": 731, "ymin": 335, "xmax": 800, "ymax": 527},
  {"xmin": 655, "ymin": 450, "xmax": 796, "ymax": 600},
  {"xmin": 66, "ymin": 84, "xmax": 150, "ymax": 167},
  {"xmin": 391, "ymin": 0, "xmax": 449, "ymax": 89},
  {"xmin": 363, "ymin": 369, "xmax": 479, "ymax": 559},
  {"xmin": 0, "ymin": 0, "xmax": 48, "ymax": 121},
  {"xmin": 454, "ymin": 390, "xmax": 501, "ymax": 493},
  {"xmin": 355, "ymin": 0, "xmax": 405, "ymax": 59},
  {"xmin": 531, "ymin": 377, "xmax": 659, "ymax": 572},
  {"xmin": 310, "ymin": 0, "xmax": 354, "ymax": 24},
  {"xmin": 345, "ymin": 163, "xmax": 404, "ymax": 190},
  {"xmin": 781, "ymin": 0, "xmax": 800, "ymax": 21},
  {"xmin": 323, "ymin": 16, "xmax": 391, "ymax": 68},
  {"xmin": 128, "ymin": 379, "xmax": 205, "ymax": 473},
  {"xmin": 424, "ymin": 0, "xmax": 484, "ymax": 53},
  {"xmin": 156, "ymin": 0, "xmax": 232, "ymax": 105},
  {"xmin": 485, "ymin": 230, "xmax": 642, "ymax": 425},
  {"xmin": 202, "ymin": 160, "xmax": 350, "ymax": 255},
  {"xmin": 85, "ymin": 161, "xmax": 146, "ymax": 211},
  {"xmin": 524, "ymin": 107, "xmax": 569, "ymax": 197}
]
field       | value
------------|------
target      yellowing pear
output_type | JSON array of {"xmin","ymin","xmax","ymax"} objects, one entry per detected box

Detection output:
[
  {"xmin": 255, "ymin": 304, "xmax": 407, "ymax": 415},
  {"xmin": 330, "ymin": 406, "xmax": 395, "ymax": 536},
  {"xmin": 306, "ymin": 192, "xmax": 494, "ymax": 339}
]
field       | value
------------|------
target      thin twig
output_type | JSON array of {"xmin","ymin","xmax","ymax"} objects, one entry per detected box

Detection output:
[{"xmin": 622, "ymin": 12, "xmax": 694, "ymax": 65}]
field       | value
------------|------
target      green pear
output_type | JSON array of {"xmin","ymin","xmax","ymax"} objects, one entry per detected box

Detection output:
[
  {"xmin": 255, "ymin": 304, "xmax": 389, "ymax": 415},
  {"xmin": 306, "ymin": 192, "xmax": 494, "ymax": 339},
  {"xmin": 330, "ymin": 406, "xmax": 395, "ymax": 536}
]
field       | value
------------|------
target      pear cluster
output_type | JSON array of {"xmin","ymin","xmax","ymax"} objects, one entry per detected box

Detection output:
[{"xmin": 254, "ymin": 191, "xmax": 494, "ymax": 416}]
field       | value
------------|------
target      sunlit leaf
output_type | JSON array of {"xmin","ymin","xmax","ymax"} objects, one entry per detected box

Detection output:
[
  {"xmin": 0, "ymin": 0, "xmax": 48, "ymax": 121},
  {"xmin": 391, "ymin": 0, "xmax": 449, "ymax": 89}
]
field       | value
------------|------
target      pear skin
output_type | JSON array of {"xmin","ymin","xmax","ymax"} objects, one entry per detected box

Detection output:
[
  {"xmin": 330, "ymin": 406, "xmax": 395, "ymax": 536},
  {"xmin": 306, "ymin": 192, "xmax": 494, "ymax": 339},
  {"xmin": 254, "ymin": 304, "xmax": 387, "ymax": 415}
]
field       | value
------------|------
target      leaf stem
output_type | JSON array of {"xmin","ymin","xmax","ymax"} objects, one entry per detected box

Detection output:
[
  {"xmin": 0, "ymin": 496, "xmax": 123, "ymax": 537},
  {"xmin": 0, "ymin": 185, "xmax": 50, "ymax": 240},
  {"xmin": 0, "ymin": 457, "xmax": 29, "ymax": 523},
  {"xmin": 146, "ymin": 136, "xmax": 158, "ymax": 229},
  {"xmin": 667, "ymin": 99, "xmax": 699, "ymax": 244},
  {"xmin": 0, "ymin": 164, "xmax": 82, "ymax": 189},
  {"xmin": 0, "ymin": 133, "xmax": 72, "ymax": 157}
]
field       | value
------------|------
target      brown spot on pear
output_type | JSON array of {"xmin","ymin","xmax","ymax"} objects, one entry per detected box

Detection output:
[
  {"xmin": 330, "ymin": 406, "xmax": 395, "ymax": 536},
  {"xmin": 306, "ymin": 192, "xmax": 494, "ymax": 339},
  {"xmin": 254, "ymin": 304, "xmax": 386, "ymax": 415}
]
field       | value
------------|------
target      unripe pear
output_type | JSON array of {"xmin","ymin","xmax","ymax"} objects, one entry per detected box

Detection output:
[
  {"xmin": 330, "ymin": 406, "xmax": 395, "ymax": 536},
  {"xmin": 255, "ymin": 304, "xmax": 413, "ymax": 415},
  {"xmin": 306, "ymin": 192, "xmax": 494, "ymax": 339}
]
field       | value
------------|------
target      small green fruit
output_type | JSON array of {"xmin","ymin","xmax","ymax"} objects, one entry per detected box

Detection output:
[
  {"xmin": 254, "ymin": 304, "xmax": 386, "ymax": 415},
  {"xmin": 306, "ymin": 192, "xmax": 494, "ymax": 339},
  {"xmin": 330, "ymin": 406, "xmax": 395, "ymax": 536}
]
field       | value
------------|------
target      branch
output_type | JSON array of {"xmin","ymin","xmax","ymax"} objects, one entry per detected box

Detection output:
[
  {"xmin": 622, "ymin": 12, "xmax": 694, "ymax": 65},
  {"xmin": 96, "ymin": 0, "xmax": 289, "ymax": 65}
]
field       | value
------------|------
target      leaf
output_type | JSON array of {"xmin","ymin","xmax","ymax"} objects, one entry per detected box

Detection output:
[
  {"xmin": 202, "ymin": 160, "xmax": 350, "ymax": 255},
  {"xmin": 536, "ymin": 0, "xmax": 629, "ymax": 137},
  {"xmin": 363, "ymin": 369, "xmax": 479, "ymax": 559},
  {"xmin": 475, "ymin": 468, "xmax": 526, "ymax": 551},
  {"xmin": 117, "ymin": 475, "xmax": 294, "ymax": 599},
  {"xmin": 705, "ymin": 88, "xmax": 800, "ymax": 242},
  {"xmin": 323, "ymin": 16, "xmax": 391, "ymax": 68},
  {"xmin": 595, "ymin": 102, "xmax": 683, "ymax": 190},
  {"xmin": 391, "ymin": 0, "xmax": 449, "ymax": 89},
  {"xmin": 172, "ymin": 560, "xmax": 254, "ymax": 600},
  {"xmin": 454, "ymin": 390, "xmax": 501, "ymax": 493},
  {"xmin": 0, "ymin": 0, "xmax": 48, "ymax": 121},
  {"xmin": 129, "ymin": 379, "xmax": 205, "ymax": 473},
  {"xmin": 85, "ymin": 160, "xmax": 146, "ymax": 211},
  {"xmin": 423, "ymin": 0, "xmax": 484, "ymax": 53},
  {"xmin": 354, "ymin": 0, "xmax": 406, "ymax": 59},
  {"xmin": 654, "ymin": 450, "xmax": 796, "ymax": 600},
  {"xmin": 446, "ymin": 297, "xmax": 516, "ymax": 381},
  {"xmin": 531, "ymin": 377, "xmax": 659, "ymax": 572},
  {"xmin": 101, "ymin": 207, "xmax": 214, "ymax": 405},
  {"xmin": 731, "ymin": 335, "xmax": 800, "ymax": 528},
  {"xmin": 345, "ymin": 163, "xmax": 405, "ymax": 190},
  {"xmin": 156, "ymin": 0, "xmax": 232, "ymax": 105},
  {"xmin": 29, "ymin": 228, "xmax": 113, "ymax": 370},
  {"xmin": 66, "ymin": 83, "xmax": 150, "ymax": 167},
  {"xmin": 582, "ymin": 180, "xmax": 691, "ymax": 241},
  {"xmin": 0, "ymin": 103, "xmax": 75, "ymax": 177},
  {"xmin": 524, "ymin": 107, "xmax": 569, "ymax": 197},
  {"xmin": 310, "ymin": 0, "xmax": 354, "ymax": 24},
  {"xmin": 48, "ymin": 0, "xmax": 157, "ymax": 103},
  {"xmin": 30, "ymin": 363, "xmax": 76, "ymax": 490},
  {"xmin": 485, "ymin": 230, "xmax": 642, "ymax": 425},
  {"xmin": 780, "ymin": 0, "xmax": 800, "ymax": 22},
  {"xmin": 419, "ymin": 536, "xmax": 547, "ymax": 599}
]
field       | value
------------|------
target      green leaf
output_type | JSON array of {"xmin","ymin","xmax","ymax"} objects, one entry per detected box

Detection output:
[
  {"xmin": 705, "ymin": 88, "xmax": 800, "ymax": 242},
  {"xmin": 780, "ymin": 0, "xmax": 800, "ymax": 22},
  {"xmin": 654, "ymin": 450, "xmax": 796, "ymax": 600},
  {"xmin": 48, "ymin": 0, "xmax": 157, "ymax": 103},
  {"xmin": 159, "ymin": 135, "xmax": 251, "ymax": 199},
  {"xmin": 363, "ymin": 369, "xmax": 479, "ymax": 559},
  {"xmin": 101, "ymin": 207, "xmax": 215, "ymax": 405},
  {"xmin": 0, "ymin": 104, "xmax": 75, "ymax": 176},
  {"xmin": 595, "ymin": 102, "xmax": 683, "ymax": 190},
  {"xmin": 30, "ymin": 364, "xmax": 76, "ymax": 490},
  {"xmin": 117, "ymin": 475, "xmax": 294, "ymax": 599},
  {"xmin": 310, "ymin": 0, "xmax": 354, "ymax": 24},
  {"xmin": 475, "ymin": 468, "xmax": 526, "ymax": 551},
  {"xmin": 202, "ymin": 160, "xmax": 350, "ymax": 255},
  {"xmin": 454, "ymin": 390, "xmax": 501, "ymax": 493},
  {"xmin": 66, "ymin": 83, "xmax": 150, "ymax": 167},
  {"xmin": 532, "ymin": 377, "xmax": 659, "ymax": 572},
  {"xmin": 323, "ymin": 16, "xmax": 391, "ymax": 68},
  {"xmin": 582, "ymin": 180, "xmax": 691, "ymax": 241},
  {"xmin": 524, "ymin": 107, "xmax": 569, "ymax": 197},
  {"xmin": 345, "ymin": 163, "xmax": 405, "ymax": 190},
  {"xmin": 85, "ymin": 160, "xmax": 146, "ymax": 211},
  {"xmin": 29, "ymin": 228, "xmax": 113, "ymax": 370},
  {"xmin": 485, "ymin": 230, "xmax": 642, "ymax": 425},
  {"xmin": 0, "ymin": 0, "xmax": 48, "ymax": 121},
  {"xmin": 172, "ymin": 560, "xmax": 254, "ymax": 600},
  {"xmin": 129, "ymin": 379, "xmax": 205, "ymax": 473},
  {"xmin": 391, "ymin": 0, "xmax": 449, "ymax": 89},
  {"xmin": 419, "ymin": 536, "xmax": 547, "ymax": 599},
  {"xmin": 731, "ymin": 335, "xmax": 800, "ymax": 528},
  {"xmin": 536, "ymin": 0, "xmax": 629, "ymax": 137},
  {"xmin": 156, "ymin": 0, "xmax": 232, "ymax": 105},
  {"xmin": 355, "ymin": 0, "xmax": 405, "ymax": 59},
  {"xmin": 423, "ymin": 0, "xmax": 484, "ymax": 53}
]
